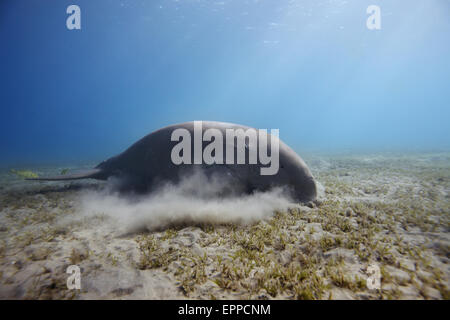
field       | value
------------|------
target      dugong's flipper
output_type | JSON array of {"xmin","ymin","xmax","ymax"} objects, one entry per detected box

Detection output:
[{"xmin": 26, "ymin": 168, "xmax": 104, "ymax": 181}]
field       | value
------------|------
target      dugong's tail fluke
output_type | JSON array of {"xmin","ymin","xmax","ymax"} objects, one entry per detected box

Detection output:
[{"xmin": 26, "ymin": 168, "xmax": 104, "ymax": 181}]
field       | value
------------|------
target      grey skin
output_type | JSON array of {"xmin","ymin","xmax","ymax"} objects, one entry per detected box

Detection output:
[{"xmin": 28, "ymin": 121, "xmax": 317, "ymax": 202}]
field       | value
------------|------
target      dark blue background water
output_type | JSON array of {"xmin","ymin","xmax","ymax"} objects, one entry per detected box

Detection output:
[{"xmin": 1, "ymin": 0, "xmax": 449, "ymax": 166}]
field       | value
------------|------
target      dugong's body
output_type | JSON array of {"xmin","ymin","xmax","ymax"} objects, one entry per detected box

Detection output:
[{"xmin": 29, "ymin": 121, "xmax": 317, "ymax": 202}]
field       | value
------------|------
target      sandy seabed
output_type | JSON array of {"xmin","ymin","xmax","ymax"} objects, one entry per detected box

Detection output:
[{"xmin": 0, "ymin": 153, "xmax": 449, "ymax": 300}]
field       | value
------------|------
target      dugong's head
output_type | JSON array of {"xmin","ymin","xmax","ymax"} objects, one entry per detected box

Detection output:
[{"xmin": 277, "ymin": 144, "xmax": 317, "ymax": 202}]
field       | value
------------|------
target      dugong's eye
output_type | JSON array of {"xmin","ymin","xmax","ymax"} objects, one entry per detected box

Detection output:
[{"xmin": 280, "ymin": 165, "xmax": 285, "ymax": 169}]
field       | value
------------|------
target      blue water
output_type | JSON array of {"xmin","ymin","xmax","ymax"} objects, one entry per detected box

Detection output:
[{"xmin": 1, "ymin": 0, "xmax": 449, "ymax": 167}]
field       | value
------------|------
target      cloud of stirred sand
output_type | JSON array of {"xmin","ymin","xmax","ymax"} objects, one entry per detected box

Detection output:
[{"xmin": 78, "ymin": 170, "xmax": 295, "ymax": 233}]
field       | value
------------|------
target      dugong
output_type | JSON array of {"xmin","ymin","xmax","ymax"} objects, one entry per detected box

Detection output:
[{"xmin": 28, "ymin": 121, "xmax": 317, "ymax": 202}]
